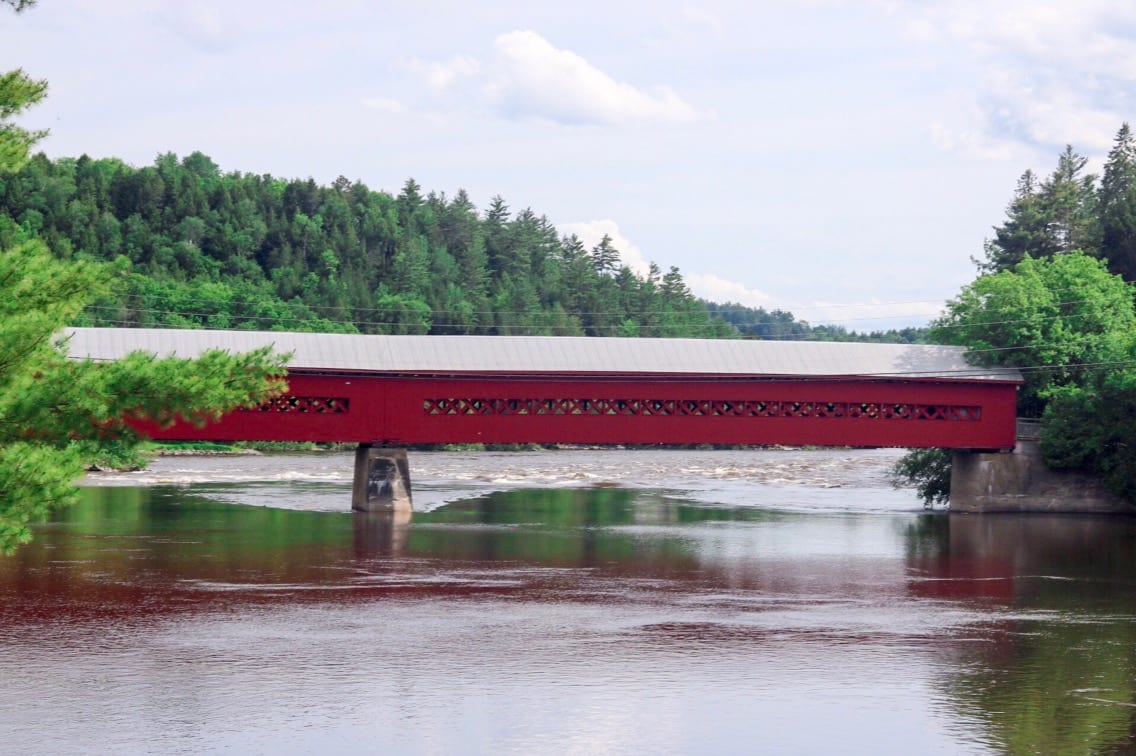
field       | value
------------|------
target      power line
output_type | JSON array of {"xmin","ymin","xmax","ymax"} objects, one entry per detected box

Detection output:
[
  {"xmin": 81, "ymin": 299, "xmax": 1130, "ymax": 345},
  {"xmin": 97, "ymin": 283, "xmax": 1132, "ymax": 328}
]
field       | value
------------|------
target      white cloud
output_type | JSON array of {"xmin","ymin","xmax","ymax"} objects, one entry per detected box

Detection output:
[
  {"xmin": 680, "ymin": 6, "xmax": 724, "ymax": 34},
  {"xmin": 929, "ymin": 116, "xmax": 1016, "ymax": 161},
  {"xmin": 488, "ymin": 31, "xmax": 703, "ymax": 126},
  {"xmin": 362, "ymin": 97, "xmax": 407, "ymax": 114},
  {"xmin": 159, "ymin": 5, "xmax": 236, "ymax": 52},
  {"xmin": 684, "ymin": 273, "xmax": 773, "ymax": 309},
  {"xmin": 412, "ymin": 54, "xmax": 482, "ymax": 92},
  {"xmin": 896, "ymin": 1, "xmax": 1136, "ymax": 153},
  {"xmin": 558, "ymin": 219, "xmax": 651, "ymax": 276},
  {"xmin": 682, "ymin": 272, "xmax": 945, "ymax": 330},
  {"xmin": 410, "ymin": 30, "xmax": 704, "ymax": 126}
]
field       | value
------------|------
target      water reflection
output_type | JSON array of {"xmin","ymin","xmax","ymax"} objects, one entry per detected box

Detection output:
[
  {"xmin": 906, "ymin": 513, "xmax": 1136, "ymax": 753},
  {"xmin": 3, "ymin": 482, "xmax": 1136, "ymax": 753},
  {"xmin": 908, "ymin": 513, "xmax": 1136, "ymax": 606}
]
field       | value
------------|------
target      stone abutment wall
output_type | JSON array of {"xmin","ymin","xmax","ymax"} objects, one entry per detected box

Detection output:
[{"xmin": 950, "ymin": 421, "xmax": 1132, "ymax": 513}]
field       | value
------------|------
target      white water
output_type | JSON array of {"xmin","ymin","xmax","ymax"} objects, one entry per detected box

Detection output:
[{"xmin": 85, "ymin": 447, "xmax": 918, "ymax": 514}]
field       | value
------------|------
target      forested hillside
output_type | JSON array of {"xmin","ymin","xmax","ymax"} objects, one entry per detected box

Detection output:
[
  {"xmin": 0, "ymin": 151, "xmax": 736, "ymax": 337},
  {"xmin": 702, "ymin": 300, "xmax": 926, "ymax": 343}
]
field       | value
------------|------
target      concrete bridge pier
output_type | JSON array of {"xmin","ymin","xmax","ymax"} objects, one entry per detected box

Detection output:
[{"xmin": 352, "ymin": 445, "xmax": 413, "ymax": 514}]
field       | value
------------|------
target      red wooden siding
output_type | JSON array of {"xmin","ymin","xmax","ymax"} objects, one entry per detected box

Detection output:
[{"xmin": 130, "ymin": 371, "xmax": 1019, "ymax": 450}]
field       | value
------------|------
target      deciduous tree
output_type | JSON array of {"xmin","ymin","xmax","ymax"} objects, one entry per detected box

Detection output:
[{"xmin": 930, "ymin": 252, "xmax": 1136, "ymax": 417}]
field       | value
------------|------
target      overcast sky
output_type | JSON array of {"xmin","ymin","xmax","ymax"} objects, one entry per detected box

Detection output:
[{"xmin": 3, "ymin": 1, "xmax": 1132, "ymax": 330}]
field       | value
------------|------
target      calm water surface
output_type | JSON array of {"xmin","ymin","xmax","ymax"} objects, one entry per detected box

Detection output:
[{"xmin": 2, "ymin": 448, "xmax": 1136, "ymax": 754}]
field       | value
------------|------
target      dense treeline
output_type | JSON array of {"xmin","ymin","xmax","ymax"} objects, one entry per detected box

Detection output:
[
  {"xmin": 0, "ymin": 151, "xmax": 735, "ymax": 338},
  {"xmin": 898, "ymin": 123, "xmax": 1136, "ymax": 506},
  {"xmin": 703, "ymin": 300, "xmax": 926, "ymax": 343}
]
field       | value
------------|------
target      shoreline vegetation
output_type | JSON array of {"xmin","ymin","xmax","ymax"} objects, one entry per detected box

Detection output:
[{"xmin": 893, "ymin": 129, "xmax": 1136, "ymax": 507}]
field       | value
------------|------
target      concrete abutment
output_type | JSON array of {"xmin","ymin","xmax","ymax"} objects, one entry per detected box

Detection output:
[
  {"xmin": 352, "ymin": 445, "xmax": 413, "ymax": 514},
  {"xmin": 950, "ymin": 424, "xmax": 1131, "ymax": 513}
]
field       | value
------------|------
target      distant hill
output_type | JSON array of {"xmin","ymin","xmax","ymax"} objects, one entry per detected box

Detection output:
[
  {"xmin": 0, "ymin": 150, "xmax": 917, "ymax": 342},
  {"xmin": 702, "ymin": 300, "xmax": 927, "ymax": 344}
]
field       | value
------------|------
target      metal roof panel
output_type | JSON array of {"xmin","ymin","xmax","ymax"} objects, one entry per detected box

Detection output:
[{"xmin": 62, "ymin": 328, "xmax": 1022, "ymax": 382}]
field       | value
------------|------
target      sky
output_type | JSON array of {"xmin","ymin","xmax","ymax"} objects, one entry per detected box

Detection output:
[{"xmin": 3, "ymin": 0, "xmax": 1134, "ymax": 331}]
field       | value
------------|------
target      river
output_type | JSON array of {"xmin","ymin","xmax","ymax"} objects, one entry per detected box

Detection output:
[{"xmin": 2, "ymin": 448, "xmax": 1135, "ymax": 754}]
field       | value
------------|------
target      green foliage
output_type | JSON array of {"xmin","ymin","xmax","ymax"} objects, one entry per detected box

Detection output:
[
  {"xmin": 981, "ymin": 146, "xmax": 1099, "ymax": 272},
  {"xmin": 979, "ymin": 125, "xmax": 1136, "ymax": 288},
  {"xmin": 0, "ymin": 153, "xmax": 734, "ymax": 339},
  {"xmin": 0, "ymin": 237, "xmax": 289, "ymax": 552},
  {"xmin": 0, "ymin": 441, "xmax": 83, "ymax": 551},
  {"xmin": 0, "ymin": 69, "xmax": 47, "ymax": 174},
  {"xmin": 930, "ymin": 251, "xmax": 1136, "ymax": 417},
  {"xmin": 0, "ymin": 33, "xmax": 288, "ymax": 552},
  {"xmin": 76, "ymin": 439, "xmax": 152, "ymax": 470},
  {"xmin": 0, "ymin": 2, "xmax": 46, "ymax": 171},
  {"xmin": 1099, "ymin": 123, "xmax": 1136, "ymax": 281},
  {"xmin": 907, "ymin": 139, "xmax": 1136, "ymax": 504},
  {"xmin": 1041, "ymin": 374, "xmax": 1136, "ymax": 503},
  {"xmin": 924, "ymin": 251, "xmax": 1136, "ymax": 504},
  {"xmin": 889, "ymin": 447, "xmax": 952, "ymax": 507},
  {"xmin": 928, "ymin": 127, "xmax": 1136, "ymax": 504}
]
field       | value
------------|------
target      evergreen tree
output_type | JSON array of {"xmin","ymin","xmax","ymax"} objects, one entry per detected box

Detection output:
[
  {"xmin": 0, "ymin": 1, "xmax": 286, "ymax": 551},
  {"xmin": 0, "ymin": 67, "xmax": 46, "ymax": 173},
  {"xmin": 981, "ymin": 170, "xmax": 1047, "ymax": 272},
  {"xmin": 590, "ymin": 234, "xmax": 621, "ymax": 276},
  {"xmin": 1042, "ymin": 145, "xmax": 1099, "ymax": 256},
  {"xmin": 981, "ymin": 147, "xmax": 1099, "ymax": 272},
  {"xmin": 1099, "ymin": 123, "xmax": 1136, "ymax": 281}
]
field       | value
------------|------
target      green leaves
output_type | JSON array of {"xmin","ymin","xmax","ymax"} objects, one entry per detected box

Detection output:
[
  {"xmin": 2, "ymin": 150, "xmax": 729, "ymax": 337},
  {"xmin": 0, "ymin": 69, "xmax": 47, "ymax": 174},
  {"xmin": 931, "ymin": 252, "xmax": 1136, "ymax": 417},
  {"xmin": 1099, "ymin": 123, "xmax": 1136, "ymax": 281},
  {"xmin": 889, "ymin": 448, "xmax": 952, "ymax": 508},
  {"xmin": 981, "ymin": 146, "xmax": 1099, "ymax": 272},
  {"xmin": 0, "ymin": 239, "xmax": 287, "ymax": 552},
  {"xmin": 930, "ymin": 251, "xmax": 1136, "ymax": 505},
  {"xmin": 0, "ymin": 442, "xmax": 84, "ymax": 554},
  {"xmin": 1042, "ymin": 376, "xmax": 1136, "ymax": 502}
]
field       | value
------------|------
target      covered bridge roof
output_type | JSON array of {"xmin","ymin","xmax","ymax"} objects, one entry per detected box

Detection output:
[{"xmin": 63, "ymin": 327, "xmax": 1022, "ymax": 382}]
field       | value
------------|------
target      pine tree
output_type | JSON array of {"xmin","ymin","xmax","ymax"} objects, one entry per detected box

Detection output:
[
  {"xmin": 981, "ymin": 170, "xmax": 1047, "ymax": 272},
  {"xmin": 1041, "ymin": 145, "xmax": 1099, "ymax": 255},
  {"xmin": 981, "ymin": 147, "xmax": 1100, "ymax": 272},
  {"xmin": 0, "ymin": 2, "xmax": 286, "ymax": 551},
  {"xmin": 591, "ymin": 234, "xmax": 621, "ymax": 276},
  {"xmin": 1099, "ymin": 123, "xmax": 1136, "ymax": 281}
]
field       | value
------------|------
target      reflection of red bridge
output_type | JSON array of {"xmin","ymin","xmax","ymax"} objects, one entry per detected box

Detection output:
[{"xmin": 68, "ymin": 328, "xmax": 1021, "ymax": 450}]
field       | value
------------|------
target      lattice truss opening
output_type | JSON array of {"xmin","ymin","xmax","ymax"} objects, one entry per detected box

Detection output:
[
  {"xmin": 423, "ymin": 398, "xmax": 981, "ymax": 421},
  {"xmin": 245, "ymin": 396, "xmax": 350, "ymax": 413}
]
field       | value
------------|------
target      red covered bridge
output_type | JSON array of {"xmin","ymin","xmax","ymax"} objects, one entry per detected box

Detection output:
[{"xmin": 66, "ymin": 328, "xmax": 1021, "ymax": 451}]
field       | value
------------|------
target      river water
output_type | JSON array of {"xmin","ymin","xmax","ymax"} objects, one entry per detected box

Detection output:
[{"xmin": 2, "ymin": 448, "xmax": 1135, "ymax": 754}]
